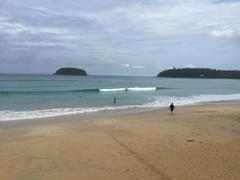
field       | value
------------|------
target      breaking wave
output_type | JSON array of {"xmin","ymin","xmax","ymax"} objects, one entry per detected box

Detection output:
[
  {"xmin": 0, "ymin": 87, "xmax": 168, "ymax": 94},
  {"xmin": 0, "ymin": 93, "xmax": 240, "ymax": 121}
]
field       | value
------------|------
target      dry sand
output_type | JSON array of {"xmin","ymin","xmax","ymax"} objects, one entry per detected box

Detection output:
[{"xmin": 0, "ymin": 104, "xmax": 240, "ymax": 180}]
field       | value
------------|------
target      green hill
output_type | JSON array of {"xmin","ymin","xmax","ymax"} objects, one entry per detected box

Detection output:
[
  {"xmin": 54, "ymin": 68, "xmax": 87, "ymax": 76},
  {"xmin": 157, "ymin": 68, "xmax": 240, "ymax": 79}
]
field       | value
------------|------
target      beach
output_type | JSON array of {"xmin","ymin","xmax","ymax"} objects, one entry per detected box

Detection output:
[
  {"xmin": 0, "ymin": 103, "xmax": 240, "ymax": 180},
  {"xmin": 1, "ymin": 0, "xmax": 240, "ymax": 179}
]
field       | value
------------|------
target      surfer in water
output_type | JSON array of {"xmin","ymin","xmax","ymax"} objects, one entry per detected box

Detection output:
[
  {"xmin": 169, "ymin": 102, "xmax": 175, "ymax": 115},
  {"xmin": 113, "ymin": 96, "xmax": 116, "ymax": 105}
]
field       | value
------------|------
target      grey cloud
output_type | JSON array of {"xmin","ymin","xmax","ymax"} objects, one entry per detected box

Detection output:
[
  {"xmin": 211, "ymin": 29, "xmax": 240, "ymax": 38},
  {"xmin": 0, "ymin": 0, "xmax": 239, "ymax": 75}
]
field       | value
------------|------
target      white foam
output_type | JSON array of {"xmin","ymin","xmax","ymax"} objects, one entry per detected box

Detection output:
[
  {"xmin": 99, "ymin": 88, "xmax": 126, "ymax": 92},
  {"xmin": 0, "ymin": 106, "xmax": 135, "ymax": 121},
  {"xmin": 145, "ymin": 93, "xmax": 240, "ymax": 107},
  {"xmin": 1, "ymin": 94, "xmax": 240, "ymax": 121},
  {"xmin": 99, "ymin": 87, "xmax": 157, "ymax": 92},
  {"xmin": 127, "ymin": 87, "xmax": 156, "ymax": 91}
]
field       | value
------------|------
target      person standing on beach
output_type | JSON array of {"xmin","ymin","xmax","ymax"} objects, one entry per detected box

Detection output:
[
  {"xmin": 113, "ymin": 96, "xmax": 116, "ymax": 105},
  {"xmin": 169, "ymin": 102, "xmax": 175, "ymax": 115}
]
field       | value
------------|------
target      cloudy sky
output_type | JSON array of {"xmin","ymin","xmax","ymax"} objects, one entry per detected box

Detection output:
[{"xmin": 0, "ymin": 0, "xmax": 240, "ymax": 76}]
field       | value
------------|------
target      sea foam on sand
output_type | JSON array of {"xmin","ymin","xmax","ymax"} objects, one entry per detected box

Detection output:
[{"xmin": 0, "ymin": 93, "xmax": 240, "ymax": 121}]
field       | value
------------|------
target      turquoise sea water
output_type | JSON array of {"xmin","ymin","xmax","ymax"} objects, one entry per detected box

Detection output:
[{"xmin": 0, "ymin": 74, "xmax": 240, "ymax": 121}]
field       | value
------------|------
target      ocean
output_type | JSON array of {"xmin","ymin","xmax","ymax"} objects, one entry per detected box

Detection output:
[{"xmin": 0, "ymin": 74, "xmax": 240, "ymax": 121}]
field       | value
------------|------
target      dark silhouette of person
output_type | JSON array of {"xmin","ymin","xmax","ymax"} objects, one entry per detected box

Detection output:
[
  {"xmin": 169, "ymin": 102, "xmax": 175, "ymax": 115},
  {"xmin": 113, "ymin": 96, "xmax": 116, "ymax": 105}
]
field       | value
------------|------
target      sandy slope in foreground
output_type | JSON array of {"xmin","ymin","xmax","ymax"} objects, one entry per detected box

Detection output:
[{"xmin": 0, "ymin": 104, "xmax": 240, "ymax": 180}]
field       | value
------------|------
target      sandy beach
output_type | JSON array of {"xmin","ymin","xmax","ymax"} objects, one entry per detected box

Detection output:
[{"xmin": 0, "ymin": 103, "xmax": 240, "ymax": 180}]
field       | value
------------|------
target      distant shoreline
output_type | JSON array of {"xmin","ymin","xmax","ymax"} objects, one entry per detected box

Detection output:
[{"xmin": 2, "ymin": 73, "xmax": 240, "ymax": 80}]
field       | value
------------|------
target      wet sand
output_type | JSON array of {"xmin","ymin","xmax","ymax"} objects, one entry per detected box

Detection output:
[{"xmin": 0, "ymin": 103, "xmax": 240, "ymax": 180}]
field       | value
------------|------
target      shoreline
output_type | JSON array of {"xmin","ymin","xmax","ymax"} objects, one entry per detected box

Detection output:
[
  {"xmin": 1, "ymin": 91, "xmax": 240, "ymax": 123},
  {"xmin": 1, "ymin": 100, "xmax": 240, "ymax": 128},
  {"xmin": 0, "ymin": 102, "xmax": 240, "ymax": 180}
]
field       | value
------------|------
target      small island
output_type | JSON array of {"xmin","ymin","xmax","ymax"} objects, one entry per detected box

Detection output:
[
  {"xmin": 157, "ymin": 68, "xmax": 240, "ymax": 79},
  {"xmin": 54, "ymin": 67, "xmax": 87, "ymax": 76}
]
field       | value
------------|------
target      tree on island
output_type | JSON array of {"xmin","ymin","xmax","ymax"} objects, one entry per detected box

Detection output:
[
  {"xmin": 157, "ymin": 68, "xmax": 240, "ymax": 79},
  {"xmin": 54, "ymin": 67, "xmax": 87, "ymax": 76}
]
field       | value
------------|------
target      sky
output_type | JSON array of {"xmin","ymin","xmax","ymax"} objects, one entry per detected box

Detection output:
[{"xmin": 0, "ymin": 0, "xmax": 240, "ymax": 76}]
